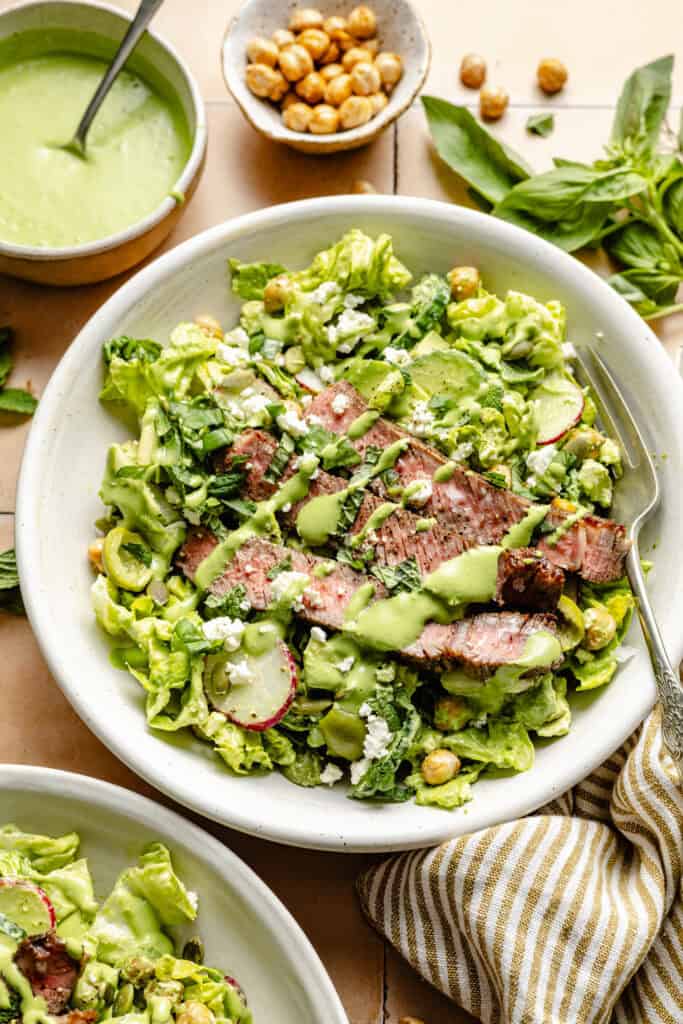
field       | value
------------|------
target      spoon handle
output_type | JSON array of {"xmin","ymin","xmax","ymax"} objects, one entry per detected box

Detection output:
[{"xmin": 73, "ymin": 0, "xmax": 166, "ymax": 152}]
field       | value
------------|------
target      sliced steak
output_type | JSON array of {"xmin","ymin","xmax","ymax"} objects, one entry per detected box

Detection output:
[
  {"xmin": 220, "ymin": 429, "xmax": 563, "ymax": 608},
  {"xmin": 495, "ymin": 548, "xmax": 564, "ymax": 612},
  {"xmin": 177, "ymin": 532, "xmax": 560, "ymax": 677},
  {"xmin": 14, "ymin": 932, "xmax": 80, "ymax": 1015},
  {"xmin": 305, "ymin": 382, "xmax": 630, "ymax": 582}
]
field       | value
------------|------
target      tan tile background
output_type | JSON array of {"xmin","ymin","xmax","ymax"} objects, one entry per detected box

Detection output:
[{"xmin": 1, "ymin": 2, "xmax": 682, "ymax": 1021}]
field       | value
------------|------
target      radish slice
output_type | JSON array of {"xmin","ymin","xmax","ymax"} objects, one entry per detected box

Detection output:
[
  {"xmin": 531, "ymin": 372, "xmax": 585, "ymax": 445},
  {"xmin": 0, "ymin": 879, "xmax": 56, "ymax": 935},
  {"xmin": 204, "ymin": 642, "xmax": 297, "ymax": 732}
]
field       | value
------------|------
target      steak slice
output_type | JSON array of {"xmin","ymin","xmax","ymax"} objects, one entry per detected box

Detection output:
[
  {"xmin": 15, "ymin": 932, "xmax": 80, "ymax": 1015},
  {"xmin": 305, "ymin": 381, "xmax": 630, "ymax": 582},
  {"xmin": 177, "ymin": 532, "xmax": 560, "ymax": 677},
  {"xmin": 222, "ymin": 429, "xmax": 562, "ymax": 611},
  {"xmin": 495, "ymin": 548, "xmax": 564, "ymax": 612}
]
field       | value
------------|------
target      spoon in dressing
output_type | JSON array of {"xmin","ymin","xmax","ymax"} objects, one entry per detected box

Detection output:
[{"xmin": 62, "ymin": 0, "xmax": 165, "ymax": 158}]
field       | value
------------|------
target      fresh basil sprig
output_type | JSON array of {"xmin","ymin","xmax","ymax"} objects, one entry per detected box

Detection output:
[{"xmin": 422, "ymin": 55, "xmax": 683, "ymax": 321}]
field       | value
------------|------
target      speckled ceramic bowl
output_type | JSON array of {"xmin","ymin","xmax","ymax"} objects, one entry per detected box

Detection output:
[
  {"xmin": 0, "ymin": 0, "xmax": 207, "ymax": 286},
  {"xmin": 222, "ymin": 0, "xmax": 430, "ymax": 154}
]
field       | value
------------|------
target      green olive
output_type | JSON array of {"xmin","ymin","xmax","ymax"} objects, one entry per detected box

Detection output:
[
  {"xmin": 103, "ymin": 527, "xmax": 153, "ymax": 592},
  {"xmin": 556, "ymin": 594, "xmax": 585, "ymax": 652}
]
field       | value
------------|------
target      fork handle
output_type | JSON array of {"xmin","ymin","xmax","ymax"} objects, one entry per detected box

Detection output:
[{"xmin": 627, "ymin": 544, "xmax": 683, "ymax": 780}]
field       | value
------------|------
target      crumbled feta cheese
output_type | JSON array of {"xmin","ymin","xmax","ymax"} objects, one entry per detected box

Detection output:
[
  {"xmin": 243, "ymin": 563, "xmax": 254, "ymax": 575},
  {"xmin": 406, "ymin": 476, "xmax": 432, "ymax": 507},
  {"xmin": 359, "ymin": 706, "xmax": 392, "ymax": 761},
  {"xmin": 451, "ymin": 442, "xmax": 474, "ymax": 463},
  {"xmin": 242, "ymin": 392, "xmax": 271, "ymax": 417},
  {"xmin": 308, "ymin": 413, "xmax": 323, "ymax": 426},
  {"xmin": 270, "ymin": 570, "xmax": 310, "ymax": 608},
  {"xmin": 216, "ymin": 344, "xmax": 247, "ymax": 366},
  {"xmin": 383, "ymin": 346, "xmax": 411, "ymax": 367},
  {"xmin": 309, "ymin": 281, "xmax": 339, "ymax": 304},
  {"xmin": 301, "ymin": 394, "xmax": 312, "ymax": 406},
  {"xmin": 187, "ymin": 890, "xmax": 199, "ymax": 912},
  {"xmin": 332, "ymin": 392, "xmax": 350, "ymax": 416},
  {"xmin": 320, "ymin": 763, "xmax": 344, "ymax": 786},
  {"xmin": 227, "ymin": 657, "xmax": 256, "ymax": 686},
  {"xmin": 350, "ymin": 758, "xmax": 370, "ymax": 785},
  {"xmin": 202, "ymin": 617, "xmax": 245, "ymax": 652},
  {"xmin": 343, "ymin": 292, "xmax": 365, "ymax": 309},
  {"xmin": 262, "ymin": 337, "xmax": 282, "ymax": 361},
  {"xmin": 562, "ymin": 342, "xmax": 577, "ymax": 359},
  {"xmin": 310, "ymin": 626, "xmax": 327, "ymax": 643},
  {"xmin": 277, "ymin": 408, "xmax": 309, "ymax": 438},
  {"xmin": 408, "ymin": 401, "xmax": 436, "ymax": 438},
  {"xmin": 228, "ymin": 400, "xmax": 244, "ymax": 420},
  {"xmin": 305, "ymin": 587, "xmax": 322, "ymax": 608},
  {"xmin": 224, "ymin": 326, "xmax": 249, "ymax": 349},
  {"xmin": 527, "ymin": 444, "xmax": 557, "ymax": 480},
  {"xmin": 336, "ymin": 655, "xmax": 355, "ymax": 673},
  {"xmin": 319, "ymin": 365, "xmax": 335, "ymax": 383},
  {"xmin": 327, "ymin": 310, "xmax": 374, "ymax": 345}
]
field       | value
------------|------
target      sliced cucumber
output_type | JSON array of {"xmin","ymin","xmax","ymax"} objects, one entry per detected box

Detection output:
[
  {"xmin": 0, "ymin": 880, "xmax": 55, "ymax": 937},
  {"xmin": 103, "ymin": 526, "xmax": 153, "ymax": 592},
  {"xmin": 204, "ymin": 642, "xmax": 297, "ymax": 732},
  {"xmin": 530, "ymin": 372, "xmax": 585, "ymax": 445}
]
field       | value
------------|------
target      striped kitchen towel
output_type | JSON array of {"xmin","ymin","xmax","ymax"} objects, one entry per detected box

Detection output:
[{"xmin": 357, "ymin": 707, "xmax": 683, "ymax": 1024}]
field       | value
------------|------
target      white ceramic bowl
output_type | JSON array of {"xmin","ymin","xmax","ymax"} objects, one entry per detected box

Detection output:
[
  {"xmin": 221, "ymin": 0, "xmax": 430, "ymax": 154},
  {"xmin": 16, "ymin": 196, "xmax": 683, "ymax": 852},
  {"xmin": 0, "ymin": 1, "xmax": 207, "ymax": 286},
  {"xmin": 0, "ymin": 764, "xmax": 348, "ymax": 1023}
]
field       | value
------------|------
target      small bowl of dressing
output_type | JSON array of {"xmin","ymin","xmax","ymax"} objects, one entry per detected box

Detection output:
[{"xmin": 0, "ymin": 0, "xmax": 207, "ymax": 286}]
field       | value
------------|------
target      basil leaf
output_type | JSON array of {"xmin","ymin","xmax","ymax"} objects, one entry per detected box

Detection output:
[
  {"xmin": 582, "ymin": 170, "xmax": 648, "ymax": 203},
  {"xmin": 495, "ymin": 191, "xmax": 610, "ymax": 252},
  {"xmin": 265, "ymin": 432, "xmax": 295, "ymax": 483},
  {"xmin": 664, "ymin": 178, "xmax": 683, "ymax": 237},
  {"xmin": 611, "ymin": 55, "xmax": 673, "ymax": 151},
  {"xmin": 370, "ymin": 557, "xmax": 421, "ymax": 593},
  {"xmin": 203, "ymin": 584, "xmax": 249, "ymax": 619},
  {"xmin": 172, "ymin": 617, "xmax": 212, "ymax": 656},
  {"xmin": 608, "ymin": 274, "xmax": 659, "ymax": 315},
  {"xmin": 618, "ymin": 267, "xmax": 680, "ymax": 305},
  {"xmin": 494, "ymin": 164, "xmax": 601, "ymax": 221},
  {"xmin": 422, "ymin": 96, "xmax": 531, "ymax": 205},
  {"xmin": 526, "ymin": 112, "xmax": 554, "ymax": 137},
  {"xmin": 0, "ymin": 388, "xmax": 38, "ymax": 415},
  {"xmin": 604, "ymin": 221, "xmax": 669, "ymax": 269}
]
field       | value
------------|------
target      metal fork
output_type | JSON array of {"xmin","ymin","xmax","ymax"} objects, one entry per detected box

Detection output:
[{"xmin": 573, "ymin": 348, "xmax": 683, "ymax": 780}]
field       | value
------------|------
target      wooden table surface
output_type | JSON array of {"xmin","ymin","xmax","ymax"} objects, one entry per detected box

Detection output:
[{"xmin": 1, "ymin": 3, "xmax": 682, "ymax": 1021}]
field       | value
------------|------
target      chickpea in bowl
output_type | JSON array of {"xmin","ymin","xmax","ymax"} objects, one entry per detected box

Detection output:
[{"xmin": 222, "ymin": 0, "xmax": 430, "ymax": 154}]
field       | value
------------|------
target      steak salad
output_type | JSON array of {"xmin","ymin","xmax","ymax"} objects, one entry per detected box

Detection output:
[
  {"xmin": 90, "ymin": 230, "xmax": 635, "ymax": 810},
  {"xmin": 0, "ymin": 824, "xmax": 251, "ymax": 1023}
]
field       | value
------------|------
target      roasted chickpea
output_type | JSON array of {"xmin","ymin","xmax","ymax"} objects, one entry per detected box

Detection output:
[
  {"xmin": 459, "ymin": 52, "xmax": 487, "ymax": 88},
  {"xmin": 350, "ymin": 61, "xmax": 381, "ymax": 95},
  {"xmin": 348, "ymin": 5, "xmax": 377, "ymax": 39},
  {"xmin": 374, "ymin": 52, "xmax": 403, "ymax": 90},
  {"xmin": 272, "ymin": 28, "xmax": 296, "ymax": 48},
  {"xmin": 320, "ymin": 62, "xmax": 344, "ymax": 82},
  {"xmin": 323, "ymin": 15, "xmax": 347, "ymax": 34},
  {"xmin": 296, "ymin": 71, "xmax": 326, "ymax": 104},
  {"xmin": 88, "ymin": 538, "xmax": 104, "ymax": 573},
  {"xmin": 421, "ymin": 749, "xmax": 461, "ymax": 786},
  {"xmin": 278, "ymin": 43, "xmax": 314, "ymax": 82},
  {"xmin": 537, "ymin": 57, "xmax": 568, "ymax": 94},
  {"xmin": 268, "ymin": 68, "xmax": 289, "ymax": 101},
  {"xmin": 338, "ymin": 94, "xmax": 372, "ymax": 129},
  {"xmin": 369, "ymin": 90, "xmax": 388, "ymax": 114},
  {"xmin": 288, "ymin": 7, "xmax": 324, "ymax": 32},
  {"xmin": 263, "ymin": 274, "xmax": 292, "ymax": 312},
  {"xmin": 363, "ymin": 37, "xmax": 380, "ymax": 57},
  {"xmin": 194, "ymin": 313, "xmax": 223, "ymax": 338},
  {"xmin": 330, "ymin": 28, "xmax": 360, "ymax": 52},
  {"xmin": 318, "ymin": 41, "xmax": 341, "ymax": 64},
  {"xmin": 479, "ymin": 85, "xmax": 509, "ymax": 121},
  {"xmin": 281, "ymin": 90, "xmax": 298, "ymax": 110},
  {"xmin": 309, "ymin": 103, "xmax": 340, "ymax": 134},
  {"xmin": 351, "ymin": 179, "xmax": 377, "ymax": 193},
  {"xmin": 584, "ymin": 606, "xmax": 617, "ymax": 651},
  {"xmin": 176, "ymin": 1003, "xmax": 215, "ymax": 1024},
  {"xmin": 245, "ymin": 63, "xmax": 284, "ymax": 99},
  {"xmin": 342, "ymin": 46, "xmax": 372, "ymax": 72},
  {"xmin": 297, "ymin": 28, "xmax": 330, "ymax": 60},
  {"xmin": 447, "ymin": 265, "xmax": 481, "ymax": 301},
  {"xmin": 246, "ymin": 36, "xmax": 279, "ymax": 67},
  {"xmin": 283, "ymin": 101, "xmax": 313, "ymax": 132},
  {"xmin": 325, "ymin": 73, "xmax": 353, "ymax": 106}
]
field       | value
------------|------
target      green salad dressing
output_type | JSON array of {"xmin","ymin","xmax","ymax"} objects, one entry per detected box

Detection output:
[
  {"xmin": 544, "ymin": 505, "xmax": 586, "ymax": 547},
  {"xmin": 346, "ymin": 590, "xmax": 450, "ymax": 651},
  {"xmin": 346, "ymin": 410, "xmax": 381, "ymax": 439},
  {"xmin": 349, "ymin": 501, "xmax": 399, "ymax": 548},
  {"xmin": 423, "ymin": 546, "xmax": 502, "ymax": 606},
  {"xmin": 0, "ymin": 32, "xmax": 191, "ymax": 248},
  {"xmin": 501, "ymin": 504, "xmax": 550, "ymax": 549},
  {"xmin": 433, "ymin": 461, "xmax": 457, "ymax": 483},
  {"xmin": 0, "ymin": 954, "xmax": 53, "ymax": 1024}
]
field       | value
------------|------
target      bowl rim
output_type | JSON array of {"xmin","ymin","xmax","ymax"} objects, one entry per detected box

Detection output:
[
  {"xmin": 0, "ymin": 0, "xmax": 208, "ymax": 262},
  {"xmin": 16, "ymin": 195, "xmax": 683, "ymax": 851},
  {"xmin": 220, "ymin": 0, "xmax": 431, "ymax": 148},
  {"xmin": 0, "ymin": 763, "xmax": 349, "ymax": 1022}
]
